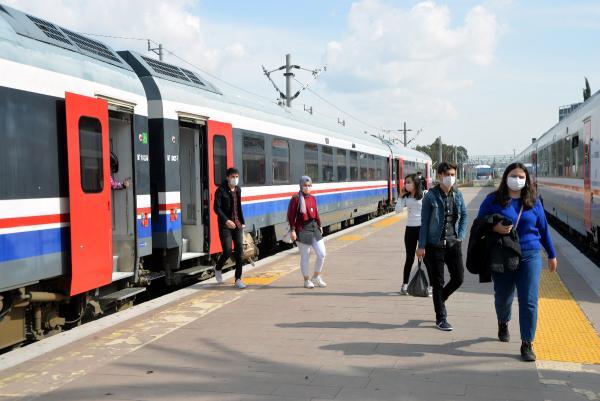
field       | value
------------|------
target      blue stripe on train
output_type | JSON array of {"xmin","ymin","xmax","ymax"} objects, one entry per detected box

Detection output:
[
  {"xmin": 242, "ymin": 187, "xmax": 387, "ymax": 218},
  {"xmin": 137, "ymin": 218, "xmax": 153, "ymax": 238},
  {"xmin": 0, "ymin": 227, "xmax": 68, "ymax": 263},
  {"xmin": 152, "ymin": 213, "xmax": 182, "ymax": 233}
]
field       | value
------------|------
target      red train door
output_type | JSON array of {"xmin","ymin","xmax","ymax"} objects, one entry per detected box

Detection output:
[
  {"xmin": 387, "ymin": 156, "xmax": 393, "ymax": 204},
  {"xmin": 398, "ymin": 158, "xmax": 405, "ymax": 191},
  {"xmin": 207, "ymin": 120, "xmax": 233, "ymax": 254},
  {"xmin": 65, "ymin": 93, "xmax": 112, "ymax": 295},
  {"xmin": 584, "ymin": 118, "xmax": 592, "ymax": 231}
]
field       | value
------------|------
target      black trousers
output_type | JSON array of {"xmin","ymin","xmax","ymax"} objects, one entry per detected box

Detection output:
[
  {"xmin": 403, "ymin": 226, "xmax": 421, "ymax": 284},
  {"xmin": 215, "ymin": 226, "xmax": 244, "ymax": 280},
  {"xmin": 424, "ymin": 243, "xmax": 464, "ymax": 321}
]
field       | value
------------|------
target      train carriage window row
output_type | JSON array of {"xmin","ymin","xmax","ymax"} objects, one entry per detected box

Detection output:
[
  {"xmin": 272, "ymin": 138, "xmax": 290, "ymax": 185},
  {"xmin": 242, "ymin": 134, "xmax": 266, "ymax": 185},
  {"xmin": 535, "ymin": 133, "xmax": 583, "ymax": 178}
]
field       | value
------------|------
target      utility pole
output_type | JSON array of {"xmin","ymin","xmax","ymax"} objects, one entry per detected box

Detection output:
[
  {"xmin": 402, "ymin": 122, "xmax": 412, "ymax": 147},
  {"xmin": 147, "ymin": 40, "xmax": 163, "ymax": 61},
  {"xmin": 262, "ymin": 54, "xmax": 326, "ymax": 107}
]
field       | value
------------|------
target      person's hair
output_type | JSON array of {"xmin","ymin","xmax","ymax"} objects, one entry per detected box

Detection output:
[
  {"xmin": 402, "ymin": 174, "xmax": 423, "ymax": 200},
  {"xmin": 416, "ymin": 171, "xmax": 422, "ymax": 175},
  {"xmin": 226, "ymin": 167, "xmax": 239, "ymax": 177},
  {"xmin": 437, "ymin": 162, "xmax": 457, "ymax": 175},
  {"xmin": 494, "ymin": 162, "xmax": 536, "ymax": 208}
]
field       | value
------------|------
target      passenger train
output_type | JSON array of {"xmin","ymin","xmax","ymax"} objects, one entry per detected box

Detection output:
[
  {"xmin": 515, "ymin": 88, "xmax": 600, "ymax": 247},
  {"xmin": 0, "ymin": 4, "xmax": 431, "ymax": 349}
]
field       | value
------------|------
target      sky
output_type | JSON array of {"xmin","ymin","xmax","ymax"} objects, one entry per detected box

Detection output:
[{"xmin": 5, "ymin": 0, "xmax": 600, "ymax": 157}]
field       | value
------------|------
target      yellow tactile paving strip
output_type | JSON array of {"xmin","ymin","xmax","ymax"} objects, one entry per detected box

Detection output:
[
  {"xmin": 371, "ymin": 215, "xmax": 403, "ymax": 228},
  {"xmin": 338, "ymin": 234, "xmax": 363, "ymax": 241},
  {"xmin": 536, "ymin": 270, "xmax": 600, "ymax": 364}
]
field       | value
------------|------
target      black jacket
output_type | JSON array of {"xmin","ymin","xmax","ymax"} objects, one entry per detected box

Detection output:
[
  {"xmin": 214, "ymin": 181, "xmax": 245, "ymax": 227},
  {"xmin": 466, "ymin": 214, "xmax": 521, "ymax": 283}
]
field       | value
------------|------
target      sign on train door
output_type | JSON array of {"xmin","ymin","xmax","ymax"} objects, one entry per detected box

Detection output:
[
  {"xmin": 65, "ymin": 92, "xmax": 112, "ymax": 295},
  {"xmin": 207, "ymin": 120, "xmax": 233, "ymax": 254},
  {"xmin": 584, "ymin": 118, "xmax": 592, "ymax": 231}
]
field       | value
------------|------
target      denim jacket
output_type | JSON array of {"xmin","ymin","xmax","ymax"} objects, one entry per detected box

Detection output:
[{"xmin": 418, "ymin": 185, "xmax": 468, "ymax": 248}]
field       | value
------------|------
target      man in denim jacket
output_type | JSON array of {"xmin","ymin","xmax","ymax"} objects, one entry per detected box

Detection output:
[{"xmin": 416, "ymin": 162, "xmax": 468, "ymax": 331}]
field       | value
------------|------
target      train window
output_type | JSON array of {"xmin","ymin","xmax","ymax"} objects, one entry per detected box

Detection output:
[
  {"xmin": 242, "ymin": 134, "xmax": 266, "ymax": 185},
  {"xmin": 322, "ymin": 146, "xmax": 334, "ymax": 182},
  {"xmin": 213, "ymin": 135, "xmax": 227, "ymax": 185},
  {"xmin": 572, "ymin": 135, "xmax": 579, "ymax": 148},
  {"xmin": 565, "ymin": 137, "xmax": 572, "ymax": 177},
  {"xmin": 337, "ymin": 149, "xmax": 347, "ymax": 181},
  {"xmin": 368, "ymin": 154, "xmax": 375, "ymax": 180},
  {"xmin": 304, "ymin": 143, "xmax": 319, "ymax": 181},
  {"xmin": 350, "ymin": 151, "xmax": 358, "ymax": 180},
  {"xmin": 78, "ymin": 117, "xmax": 104, "ymax": 193},
  {"xmin": 272, "ymin": 138, "xmax": 290, "ymax": 184},
  {"xmin": 376, "ymin": 157, "xmax": 383, "ymax": 180},
  {"xmin": 359, "ymin": 153, "xmax": 368, "ymax": 180}
]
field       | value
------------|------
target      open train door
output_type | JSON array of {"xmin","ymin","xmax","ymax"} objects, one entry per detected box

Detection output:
[
  {"xmin": 207, "ymin": 120, "xmax": 233, "ymax": 254},
  {"xmin": 65, "ymin": 93, "xmax": 112, "ymax": 295},
  {"xmin": 584, "ymin": 118, "xmax": 592, "ymax": 231}
]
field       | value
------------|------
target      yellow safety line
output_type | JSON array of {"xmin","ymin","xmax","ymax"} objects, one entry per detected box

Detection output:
[
  {"xmin": 371, "ymin": 215, "xmax": 403, "ymax": 228},
  {"xmin": 338, "ymin": 235, "xmax": 363, "ymax": 241},
  {"xmin": 536, "ymin": 270, "xmax": 600, "ymax": 364}
]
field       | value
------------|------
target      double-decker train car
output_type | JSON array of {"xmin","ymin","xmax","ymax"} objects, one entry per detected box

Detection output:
[
  {"xmin": 515, "ymin": 90, "xmax": 600, "ymax": 246},
  {"xmin": 0, "ymin": 4, "xmax": 431, "ymax": 350}
]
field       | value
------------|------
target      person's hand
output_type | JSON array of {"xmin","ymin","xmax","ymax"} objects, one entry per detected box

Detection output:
[
  {"xmin": 225, "ymin": 220, "xmax": 236, "ymax": 229},
  {"xmin": 416, "ymin": 248, "xmax": 425, "ymax": 260},
  {"xmin": 548, "ymin": 258, "xmax": 558, "ymax": 273},
  {"xmin": 493, "ymin": 222, "xmax": 512, "ymax": 235},
  {"xmin": 123, "ymin": 179, "xmax": 130, "ymax": 188},
  {"xmin": 290, "ymin": 231, "xmax": 297, "ymax": 242}
]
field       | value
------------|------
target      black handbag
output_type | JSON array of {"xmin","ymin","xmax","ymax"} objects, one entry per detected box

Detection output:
[{"xmin": 408, "ymin": 260, "xmax": 429, "ymax": 297}]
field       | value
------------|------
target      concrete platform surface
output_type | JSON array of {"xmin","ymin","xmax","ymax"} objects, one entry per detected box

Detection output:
[{"xmin": 1, "ymin": 187, "xmax": 599, "ymax": 401}]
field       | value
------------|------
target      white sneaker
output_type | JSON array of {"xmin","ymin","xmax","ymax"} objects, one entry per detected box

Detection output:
[
  {"xmin": 312, "ymin": 276, "xmax": 327, "ymax": 287},
  {"xmin": 304, "ymin": 279, "xmax": 315, "ymax": 289},
  {"xmin": 235, "ymin": 279, "xmax": 246, "ymax": 289},
  {"xmin": 215, "ymin": 270, "xmax": 223, "ymax": 284},
  {"xmin": 400, "ymin": 284, "xmax": 409, "ymax": 295},
  {"xmin": 427, "ymin": 287, "xmax": 433, "ymax": 297}
]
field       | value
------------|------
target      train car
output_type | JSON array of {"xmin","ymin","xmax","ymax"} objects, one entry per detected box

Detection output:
[
  {"xmin": 515, "ymin": 89, "xmax": 600, "ymax": 245},
  {"xmin": 119, "ymin": 51, "xmax": 420, "ymax": 277},
  {"xmin": 0, "ymin": 5, "xmax": 151, "ymax": 348}
]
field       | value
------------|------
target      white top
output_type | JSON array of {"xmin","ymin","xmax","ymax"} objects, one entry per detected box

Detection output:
[{"xmin": 395, "ymin": 192, "xmax": 425, "ymax": 227}]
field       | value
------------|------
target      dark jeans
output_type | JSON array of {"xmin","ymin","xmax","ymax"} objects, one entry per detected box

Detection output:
[
  {"xmin": 215, "ymin": 226, "xmax": 244, "ymax": 280},
  {"xmin": 424, "ymin": 243, "xmax": 465, "ymax": 321},
  {"xmin": 403, "ymin": 226, "xmax": 420, "ymax": 284},
  {"xmin": 492, "ymin": 250, "xmax": 542, "ymax": 342}
]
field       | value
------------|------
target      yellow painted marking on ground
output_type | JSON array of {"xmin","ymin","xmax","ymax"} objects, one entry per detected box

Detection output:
[
  {"xmin": 338, "ymin": 234, "xmax": 363, "ymax": 241},
  {"xmin": 536, "ymin": 270, "xmax": 600, "ymax": 364},
  {"xmin": 371, "ymin": 215, "xmax": 403, "ymax": 228}
]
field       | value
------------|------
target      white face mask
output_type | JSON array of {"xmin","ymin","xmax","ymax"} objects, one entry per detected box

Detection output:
[
  {"xmin": 228, "ymin": 177, "xmax": 239, "ymax": 187},
  {"xmin": 442, "ymin": 175, "xmax": 455, "ymax": 188},
  {"xmin": 507, "ymin": 176, "xmax": 526, "ymax": 191}
]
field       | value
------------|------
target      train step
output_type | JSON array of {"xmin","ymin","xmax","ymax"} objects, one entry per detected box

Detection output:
[
  {"xmin": 174, "ymin": 265, "xmax": 213, "ymax": 277},
  {"xmin": 101, "ymin": 287, "xmax": 146, "ymax": 302}
]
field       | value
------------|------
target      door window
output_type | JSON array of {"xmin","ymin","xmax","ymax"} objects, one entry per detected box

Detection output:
[{"xmin": 79, "ymin": 117, "xmax": 104, "ymax": 193}]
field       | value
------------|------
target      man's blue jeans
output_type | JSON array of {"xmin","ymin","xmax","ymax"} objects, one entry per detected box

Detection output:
[{"xmin": 491, "ymin": 250, "xmax": 542, "ymax": 342}]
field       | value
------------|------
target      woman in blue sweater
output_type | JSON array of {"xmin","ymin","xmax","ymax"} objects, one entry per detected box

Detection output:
[{"xmin": 477, "ymin": 163, "xmax": 558, "ymax": 362}]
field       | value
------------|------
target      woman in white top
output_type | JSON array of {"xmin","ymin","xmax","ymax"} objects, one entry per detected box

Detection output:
[{"xmin": 396, "ymin": 174, "xmax": 426, "ymax": 295}]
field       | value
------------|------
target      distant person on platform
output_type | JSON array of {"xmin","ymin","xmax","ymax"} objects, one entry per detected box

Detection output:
[
  {"xmin": 417, "ymin": 162, "xmax": 467, "ymax": 331},
  {"xmin": 213, "ymin": 167, "xmax": 246, "ymax": 289},
  {"xmin": 416, "ymin": 171, "xmax": 427, "ymax": 191}
]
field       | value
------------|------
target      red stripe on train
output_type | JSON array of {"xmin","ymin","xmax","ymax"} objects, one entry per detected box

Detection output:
[{"xmin": 0, "ymin": 213, "xmax": 70, "ymax": 229}]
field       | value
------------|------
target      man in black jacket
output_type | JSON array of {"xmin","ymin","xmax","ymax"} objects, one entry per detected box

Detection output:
[{"xmin": 214, "ymin": 167, "xmax": 246, "ymax": 288}]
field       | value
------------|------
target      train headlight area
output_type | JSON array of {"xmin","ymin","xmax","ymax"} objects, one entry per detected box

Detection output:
[{"xmin": 0, "ymin": 188, "xmax": 599, "ymax": 401}]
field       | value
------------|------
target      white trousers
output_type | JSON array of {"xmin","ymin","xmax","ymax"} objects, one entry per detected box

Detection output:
[{"xmin": 297, "ymin": 238, "xmax": 326, "ymax": 277}]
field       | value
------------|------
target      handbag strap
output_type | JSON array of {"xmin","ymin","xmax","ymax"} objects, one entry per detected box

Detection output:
[{"xmin": 514, "ymin": 204, "xmax": 524, "ymax": 230}]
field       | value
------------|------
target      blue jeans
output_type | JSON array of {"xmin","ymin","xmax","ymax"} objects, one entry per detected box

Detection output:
[{"xmin": 491, "ymin": 249, "xmax": 542, "ymax": 342}]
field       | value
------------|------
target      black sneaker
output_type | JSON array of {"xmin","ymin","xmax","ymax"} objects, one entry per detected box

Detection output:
[
  {"xmin": 520, "ymin": 341, "xmax": 536, "ymax": 362},
  {"xmin": 498, "ymin": 322, "xmax": 510, "ymax": 342},
  {"xmin": 436, "ymin": 319, "xmax": 453, "ymax": 331}
]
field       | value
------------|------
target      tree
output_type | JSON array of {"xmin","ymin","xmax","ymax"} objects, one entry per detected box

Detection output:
[
  {"xmin": 583, "ymin": 77, "xmax": 591, "ymax": 101},
  {"xmin": 415, "ymin": 140, "xmax": 468, "ymax": 166}
]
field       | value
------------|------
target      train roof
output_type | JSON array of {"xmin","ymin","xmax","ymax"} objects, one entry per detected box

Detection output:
[
  {"xmin": 121, "ymin": 50, "xmax": 431, "ymax": 161},
  {"xmin": 516, "ymin": 88, "xmax": 600, "ymax": 160},
  {"xmin": 0, "ymin": 4, "xmax": 146, "ymax": 100}
]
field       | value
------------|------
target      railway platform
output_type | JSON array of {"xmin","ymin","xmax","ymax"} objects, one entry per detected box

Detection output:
[{"xmin": 1, "ymin": 187, "xmax": 599, "ymax": 401}]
